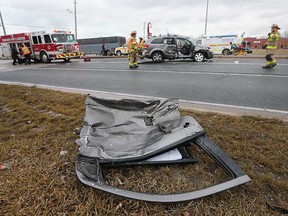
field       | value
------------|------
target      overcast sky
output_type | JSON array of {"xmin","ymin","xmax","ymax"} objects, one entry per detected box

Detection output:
[{"xmin": 1, "ymin": 0, "xmax": 287, "ymax": 40}]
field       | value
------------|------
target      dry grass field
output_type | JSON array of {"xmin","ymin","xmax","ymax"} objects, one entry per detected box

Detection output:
[{"xmin": 0, "ymin": 84, "xmax": 287, "ymax": 215}]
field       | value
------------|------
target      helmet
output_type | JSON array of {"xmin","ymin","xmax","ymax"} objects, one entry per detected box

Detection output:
[
  {"xmin": 271, "ymin": 24, "xmax": 281, "ymax": 30},
  {"xmin": 130, "ymin": 31, "xmax": 137, "ymax": 35}
]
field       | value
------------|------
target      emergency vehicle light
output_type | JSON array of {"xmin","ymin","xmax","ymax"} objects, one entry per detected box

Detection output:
[{"xmin": 53, "ymin": 29, "xmax": 71, "ymax": 34}]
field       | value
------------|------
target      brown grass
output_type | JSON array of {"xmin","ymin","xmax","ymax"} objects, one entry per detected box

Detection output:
[{"xmin": 0, "ymin": 84, "xmax": 287, "ymax": 216}]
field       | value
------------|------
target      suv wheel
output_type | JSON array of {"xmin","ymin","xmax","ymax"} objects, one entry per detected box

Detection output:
[
  {"xmin": 152, "ymin": 51, "xmax": 163, "ymax": 62},
  {"xmin": 194, "ymin": 52, "xmax": 205, "ymax": 62},
  {"xmin": 116, "ymin": 51, "xmax": 121, "ymax": 56}
]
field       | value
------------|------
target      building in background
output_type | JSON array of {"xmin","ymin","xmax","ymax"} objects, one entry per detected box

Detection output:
[{"xmin": 245, "ymin": 37, "xmax": 288, "ymax": 49}]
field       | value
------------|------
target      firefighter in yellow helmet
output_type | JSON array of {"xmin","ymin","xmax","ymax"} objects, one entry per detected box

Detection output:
[
  {"xmin": 128, "ymin": 31, "xmax": 138, "ymax": 69},
  {"xmin": 138, "ymin": 37, "xmax": 145, "ymax": 59},
  {"xmin": 262, "ymin": 24, "xmax": 281, "ymax": 69}
]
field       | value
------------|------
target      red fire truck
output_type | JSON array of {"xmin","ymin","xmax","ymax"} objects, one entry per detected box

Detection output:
[{"xmin": 0, "ymin": 30, "xmax": 84, "ymax": 63}]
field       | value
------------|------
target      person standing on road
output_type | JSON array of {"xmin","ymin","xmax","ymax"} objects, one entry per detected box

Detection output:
[
  {"xmin": 138, "ymin": 37, "xmax": 144, "ymax": 59},
  {"xmin": 102, "ymin": 43, "xmax": 107, "ymax": 56},
  {"xmin": 262, "ymin": 24, "xmax": 281, "ymax": 69},
  {"xmin": 128, "ymin": 31, "xmax": 138, "ymax": 69},
  {"xmin": 22, "ymin": 45, "xmax": 31, "ymax": 65},
  {"xmin": 11, "ymin": 45, "xmax": 19, "ymax": 66}
]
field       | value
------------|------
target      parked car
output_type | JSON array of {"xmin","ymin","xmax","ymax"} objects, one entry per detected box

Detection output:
[
  {"xmin": 143, "ymin": 35, "xmax": 213, "ymax": 62},
  {"xmin": 115, "ymin": 44, "xmax": 129, "ymax": 56}
]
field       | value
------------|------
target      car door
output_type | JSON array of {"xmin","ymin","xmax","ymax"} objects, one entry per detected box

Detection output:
[
  {"xmin": 177, "ymin": 38, "xmax": 192, "ymax": 56},
  {"xmin": 122, "ymin": 44, "xmax": 128, "ymax": 54},
  {"xmin": 163, "ymin": 38, "xmax": 177, "ymax": 58}
]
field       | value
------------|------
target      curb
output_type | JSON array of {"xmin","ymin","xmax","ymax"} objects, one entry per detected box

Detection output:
[{"xmin": 1, "ymin": 81, "xmax": 287, "ymax": 122}]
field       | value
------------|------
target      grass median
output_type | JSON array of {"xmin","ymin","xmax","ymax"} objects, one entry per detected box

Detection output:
[{"xmin": 0, "ymin": 84, "xmax": 287, "ymax": 215}]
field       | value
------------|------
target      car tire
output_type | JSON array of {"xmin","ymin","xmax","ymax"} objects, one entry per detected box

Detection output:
[
  {"xmin": 222, "ymin": 49, "xmax": 231, "ymax": 55},
  {"xmin": 152, "ymin": 51, "xmax": 163, "ymax": 62},
  {"xmin": 116, "ymin": 51, "xmax": 122, "ymax": 56},
  {"xmin": 40, "ymin": 51, "xmax": 51, "ymax": 63},
  {"xmin": 106, "ymin": 50, "xmax": 111, "ymax": 56},
  {"xmin": 193, "ymin": 52, "xmax": 205, "ymax": 62}
]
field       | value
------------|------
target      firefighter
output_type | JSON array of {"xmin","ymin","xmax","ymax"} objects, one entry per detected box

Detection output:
[
  {"xmin": 262, "ymin": 24, "xmax": 280, "ymax": 69},
  {"xmin": 138, "ymin": 37, "xmax": 144, "ymax": 59},
  {"xmin": 11, "ymin": 45, "xmax": 19, "ymax": 66},
  {"xmin": 22, "ymin": 45, "xmax": 31, "ymax": 65},
  {"xmin": 128, "ymin": 31, "xmax": 138, "ymax": 69}
]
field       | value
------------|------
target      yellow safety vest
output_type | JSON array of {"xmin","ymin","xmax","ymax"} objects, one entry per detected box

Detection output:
[
  {"xmin": 22, "ymin": 46, "xmax": 31, "ymax": 55},
  {"xmin": 138, "ymin": 40, "xmax": 144, "ymax": 49},
  {"xmin": 266, "ymin": 32, "xmax": 279, "ymax": 49},
  {"xmin": 128, "ymin": 37, "xmax": 137, "ymax": 52}
]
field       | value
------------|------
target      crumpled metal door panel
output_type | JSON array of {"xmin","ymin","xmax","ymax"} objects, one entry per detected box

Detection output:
[
  {"xmin": 75, "ymin": 96, "xmax": 250, "ymax": 202},
  {"xmin": 77, "ymin": 96, "xmax": 203, "ymax": 160}
]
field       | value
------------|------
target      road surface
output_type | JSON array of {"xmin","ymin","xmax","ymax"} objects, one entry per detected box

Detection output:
[{"xmin": 0, "ymin": 58, "xmax": 287, "ymax": 118}]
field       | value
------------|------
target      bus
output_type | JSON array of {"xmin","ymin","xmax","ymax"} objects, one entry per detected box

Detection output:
[{"xmin": 77, "ymin": 36, "xmax": 126, "ymax": 55}]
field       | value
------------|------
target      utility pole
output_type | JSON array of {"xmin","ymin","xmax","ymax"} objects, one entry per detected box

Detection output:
[
  {"xmin": 0, "ymin": 10, "xmax": 7, "ymax": 35},
  {"xmin": 67, "ymin": 1, "xmax": 78, "ymax": 40},
  {"xmin": 74, "ymin": 0, "xmax": 78, "ymax": 40},
  {"xmin": 143, "ymin": 22, "xmax": 146, "ymax": 40},
  {"xmin": 204, "ymin": 0, "xmax": 209, "ymax": 35}
]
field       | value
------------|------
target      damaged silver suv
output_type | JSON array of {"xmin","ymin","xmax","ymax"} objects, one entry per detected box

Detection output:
[{"xmin": 143, "ymin": 35, "xmax": 213, "ymax": 62}]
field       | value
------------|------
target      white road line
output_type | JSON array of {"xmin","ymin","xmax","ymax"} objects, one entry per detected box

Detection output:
[
  {"xmin": 212, "ymin": 62, "xmax": 288, "ymax": 66},
  {"xmin": 181, "ymin": 99, "xmax": 288, "ymax": 114},
  {"xmin": 35, "ymin": 67, "xmax": 288, "ymax": 78},
  {"xmin": 1, "ymin": 80, "xmax": 288, "ymax": 116},
  {"xmin": 83, "ymin": 60, "xmax": 288, "ymax": 66}
]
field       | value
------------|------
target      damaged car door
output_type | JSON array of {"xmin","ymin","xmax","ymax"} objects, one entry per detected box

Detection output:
[
  {"xmin": 163, "ymin": 38, "xmax": 177, "ymax": 59},
  {"xmin": 177, "ymin": 37, "xmax": 193, "ymax": 57}
]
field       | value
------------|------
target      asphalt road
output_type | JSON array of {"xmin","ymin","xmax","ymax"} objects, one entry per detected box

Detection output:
[{"xmin": 0, "ymin": 58, "xmax": 287, "ymax": 114}]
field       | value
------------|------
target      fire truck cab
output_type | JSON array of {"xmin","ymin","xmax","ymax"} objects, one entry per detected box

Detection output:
[{"xmin": 0, "ymin": 30, "xmax": 84, "ymax": 63}]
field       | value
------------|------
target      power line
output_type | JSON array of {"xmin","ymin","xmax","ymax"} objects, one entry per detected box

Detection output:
[
  {"xmin": 5, "ymin": 22, "xmax": 107, "ymax": 35},
  {"xmin": 0, "ymin": 4, "xmax": 65, "ymax": 13},
  {"xmin": 5, "ymin": 23, "xmax": 58, "ymax": 28},
  {"xmin": 243, "ymin": 0, "xmax": 288, "ymax": 3},
  {"xmin": 94, "ymin": 0, "xmax": 196, "ymax": 18},
  {"xmin": 0, "ymin": 11, "xmax": 7, "ymax": 35}
]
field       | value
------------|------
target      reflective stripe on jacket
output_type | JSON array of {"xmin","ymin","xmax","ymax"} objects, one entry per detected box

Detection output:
[
  {"xmin": 128, "ymin": 37, "xmax": 137, "ymax": 52},
  {"xmin": 138, "ymin": 41, "xmax": 144, "ymax": 49},
  {"xmin": 266, "ymin": 32, "xmax": 280, "ymax": 49},
  {"xmin": 22, "ymin": 46, "xmax": 31, "ymax": 55}
]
